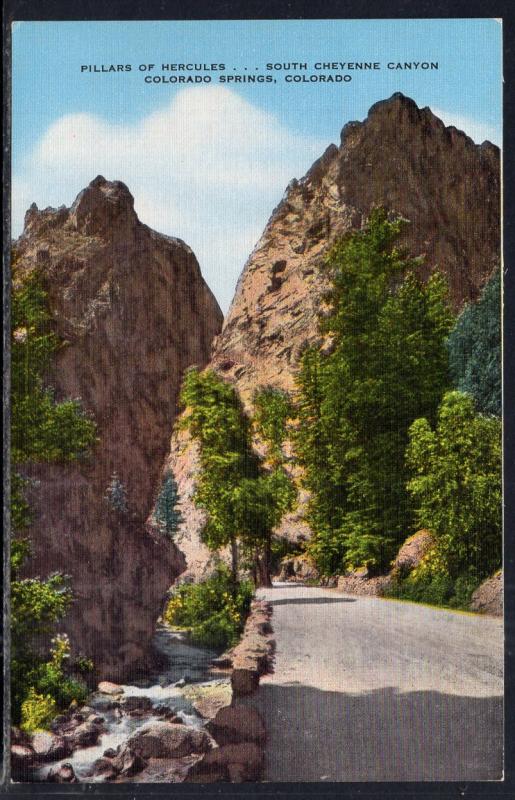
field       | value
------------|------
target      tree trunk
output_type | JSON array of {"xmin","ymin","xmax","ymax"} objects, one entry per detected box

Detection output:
[
  {"xmin": 230, "ymin": 537, "xmax": 239, "ymax": 594},
  {"xmin": 255, "ymin": 535, "xmax": 273, "ymax": 588}
]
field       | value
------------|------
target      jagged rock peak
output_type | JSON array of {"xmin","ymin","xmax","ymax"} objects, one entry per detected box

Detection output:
[
  {"xmin": 23, "ymin": 175, "xmax": 140, "ymax": 238},
  {"xmin": 340, "ymin": 92, "xmax": 500, "ymax": 151}
]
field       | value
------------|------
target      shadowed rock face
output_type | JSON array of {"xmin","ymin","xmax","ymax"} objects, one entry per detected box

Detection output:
[
  {"xmin": 164, "ymin": 93, "xmax": 500, "ymax": 578},
  {"xmin": 15, "ymin": 176, "xmax": 223, "ymax": 680}
]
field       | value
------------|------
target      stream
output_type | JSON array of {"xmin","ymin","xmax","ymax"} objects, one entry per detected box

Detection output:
[{"xmin": 35, "ymin": 624, "xmax": 228, "ymax": 782}]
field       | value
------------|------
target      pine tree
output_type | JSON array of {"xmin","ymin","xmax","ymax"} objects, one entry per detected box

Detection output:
[
  {"xmin": 104, "ymin": 472, "xmax": 128, "ymax": 513},
  {"xmin": 154, "ymin": 470, "xmax": 183, "ymax": 537}
]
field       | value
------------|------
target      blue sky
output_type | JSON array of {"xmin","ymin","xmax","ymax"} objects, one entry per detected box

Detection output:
[{"xmin": 12, "ymin": 19, "xmax": 502, "ymax": 312}]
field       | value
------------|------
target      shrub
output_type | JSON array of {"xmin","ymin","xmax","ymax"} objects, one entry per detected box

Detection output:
[
  {"xmin": 163, "ymin": 565, "xmax": 253, "ymax": 650},
  {"xmin": 20, "ymin": 688, "xmax": 57, "ymax": 733}
]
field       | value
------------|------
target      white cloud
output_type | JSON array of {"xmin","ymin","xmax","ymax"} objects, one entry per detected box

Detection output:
[
  {"xmin": 12, "ymin": 86, "xmax": 327, "ymax": 313},
  {"xmin": 432, "ymin": 107, "xmax": 501, "ymax": 147}
]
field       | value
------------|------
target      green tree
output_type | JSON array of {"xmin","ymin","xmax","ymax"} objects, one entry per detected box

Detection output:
[
  {"xmin": 154, "ymin": 469, "xmax": 183, "ymax": 536},
  {"xmin": 447, "ymin": 269, "xmax": 501, "ymax": 416},
  {"xmin": 295, "ymin": 209, "xmax": 454, "ymax": 574},
  {"xmin": 406, "ymin": 391, "xmax": 501, "ymax": 582},
  {"xmin": 10, "ymin": 261, "xmax": 97, "ymax": 725},
  {"xmin": 180, "ymin": 370, "xmax": 295, "ymax": 587},
  {"xmin": 179, "ymin": 367, "xmax": 260, "ymax": 585},
  {"xmin": 251, "ymin": 387, "xmax": 296, "ymax": 584}
]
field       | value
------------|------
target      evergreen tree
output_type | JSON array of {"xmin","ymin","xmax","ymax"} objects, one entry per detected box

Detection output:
[
  {"xmin": 295, "ymin": 210, "xmax": 454, "ymax": 574},
  {"xmin": 154, "ymin": 470, "xmax": 183, "ymax": 537},
  {"xmin": 104, "ymin": 472, "xmax": 128, "ymax": 513},
  {"xmin": 447, "ymin": 269, "xmax": 501, "ymax": 416}
]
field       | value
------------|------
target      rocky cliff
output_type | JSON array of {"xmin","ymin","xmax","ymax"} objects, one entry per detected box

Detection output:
[
  {"xmin": 165, "ymin": 93, "xmax": 500, "ymax": 576},
  {"xmin": 15, "ymin": 176, "xmax": 223, "ymax": 680}
]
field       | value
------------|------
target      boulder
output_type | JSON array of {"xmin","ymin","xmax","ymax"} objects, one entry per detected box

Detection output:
[
  {"xmin": 31, "ymin": 732, "xmax": 70, "ymax": 762},
  {"xmin": 120, "ymin": 695, "xmax": 153, "ymax": 713},
  {"xmin": 278, "ymin": 554, "xmax": 319, "ymax": 583},
  {"xmin": 47, "ymin": 763, "xmax": 78, "ymax": 783},
  {"xmin": 391, "ymin": 530, "xmax": 435, "ymax": 576},
  {"xmin": 111, "ymin": 744, "xmax": 147, "ymax": 777},
  {"xmin": 470, "ymin": 571, "xmax": 503, "ymax": 616},
  {"xmin": 336, "ymin": 568, "xmax": 391, "ymax": 597},
  {"xmin": 206, "ymin": 705, "xmax": 266, "ymax": 746},
  {"xmin": 186, "ymin": 742, "xmax": 264, "ymax": 782},
  {"xmin": 88, "ymin": 757, "xmax": 119, "ymax": 781},
  {"xmin": 89, "ymin": 694, "xmax": 121, "ymax": 712},
  {"xmin": 66, "ymin": 721, "xmax": 102, "ymax": 748},
  {"xmin": 127, "ymin": 721, "xmax": 212, "ymax": 759},
  {"xmin": 98, "ymin": 681, "xmax": 124, "ymax": 696},
  {"xmin": 11, "ymin": 744, "xmax": 35, "ymax": 779}
]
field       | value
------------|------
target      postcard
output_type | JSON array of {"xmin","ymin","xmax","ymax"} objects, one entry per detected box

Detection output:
[{"xmin": 6, "ymin": 18, "xmax": 503, "ymax": 784}]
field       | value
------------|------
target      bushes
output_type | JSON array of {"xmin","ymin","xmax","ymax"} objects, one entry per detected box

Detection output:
[
  {"xmin": 20, "ymin": 689, "xmax": 58, "ymax": 733},
  {"xmin": 163, "ymin": 566, "xmax": 253, "ymax": 651},
  {"xmin": 387, "ymin": 390, "xmax": 502, "ymax": 609},
  {"xmin": 13, "ymin": 633, "xmax": 88, "ymax": 729}
]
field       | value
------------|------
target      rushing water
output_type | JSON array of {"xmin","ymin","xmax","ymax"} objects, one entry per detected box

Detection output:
[{"xmin": 36, "ymin": 625, "xmax": 225, "ymax": 782}]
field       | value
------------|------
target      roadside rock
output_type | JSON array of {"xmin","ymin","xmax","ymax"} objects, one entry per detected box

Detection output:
[
  {"xmin": 391, "ymin": 530, "xmax": 435, "ymax": 577},
  {"xmin": 278, "ymin": 554, "xmax": 319, "ymax": 583},
  {"xmin": 231, "ymin": 601, "xmax": 274, "ymax": 697},
  {"xmin": 127, "ymin": 721, "xmax": 212, "ymax": 759},
  {"xmin": 206, "ymin": 705, "xmax": 266, "ymax": 746},
  {"xmin": 470, "ymin": 571, "xmax": 503, "ymax": 616},
  {"xmin": 337, "ymin": 567, "xmax": 391, "ymax": 597},
  {"xmin": 186, "ymin": 742, "xmax": 264, "ymax": 783}
]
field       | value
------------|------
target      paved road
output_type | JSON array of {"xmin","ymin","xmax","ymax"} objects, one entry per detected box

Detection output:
[{"xmin": 251, "ymin": 584, "xmax": 503, "ymax": 782}]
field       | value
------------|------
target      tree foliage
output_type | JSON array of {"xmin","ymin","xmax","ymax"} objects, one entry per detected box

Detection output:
[
  {"xmin": 179, "ymin": 369, "xmax": 294, "ymax": 585},
  {"xmin": 154, "ymin": 469, "xmax": 183, "ymax": 537},
  {"xmin": 295, "ymin": 209, "xmax": 454, "ymax": 574},
  {"xmin": 406, "ymin": 391, "xmax": 502, "ymax": 581},
  {"xmin": 447, "ymin": 269, "xmax": 501, "ymax": 416}
]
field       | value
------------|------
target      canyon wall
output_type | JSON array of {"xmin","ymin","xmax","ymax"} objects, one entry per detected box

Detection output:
[
  {"xmin": 15, "ymin": 176, "xmax": 223, "ymax": 679},
  {"xmin": 165, "ymin": 93, "xmax": 500, "ymax": 576}
]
